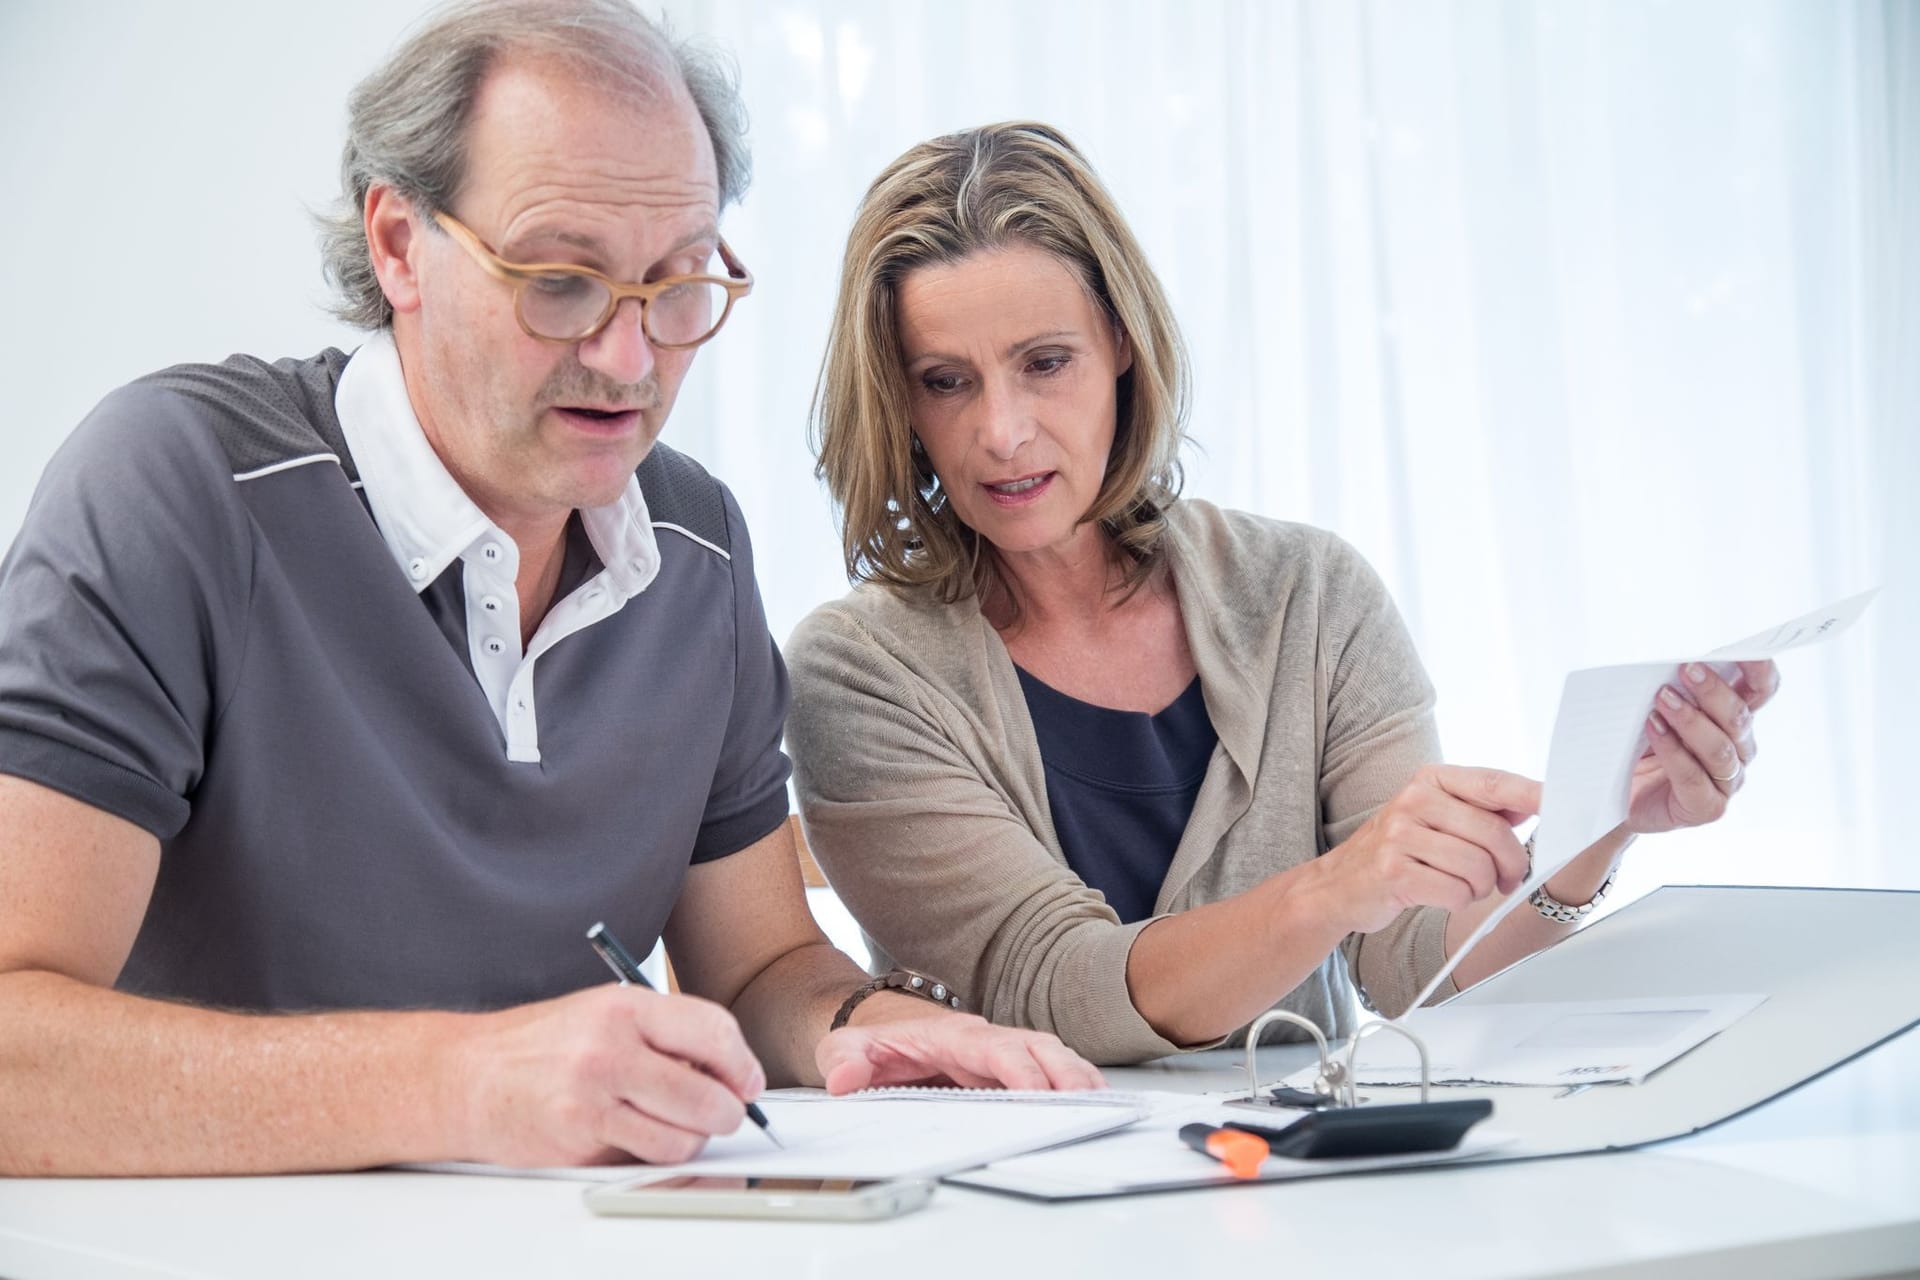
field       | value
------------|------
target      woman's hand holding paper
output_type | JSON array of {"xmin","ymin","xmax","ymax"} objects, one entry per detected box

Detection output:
[
  {"xmin": 1311, "ymin": 765, "xmax": 1542, "ymax": 933},
  {"xmin": 1627, "ymin": 659, "xmax": 1781, "ymax": 835}
]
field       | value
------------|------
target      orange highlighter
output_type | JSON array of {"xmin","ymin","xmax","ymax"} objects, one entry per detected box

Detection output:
[{"xmin": 1179, "ymin": 1122, "xmax": 1270, "ymax": 1179}]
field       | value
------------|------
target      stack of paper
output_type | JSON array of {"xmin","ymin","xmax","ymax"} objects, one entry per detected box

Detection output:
[
  {"xmin": 948, "ymin": 1098, "xmax": 1509, "ymax": 1200},
  {"xmin": 1282, "ymin": 995, "xmax": 1767, "ymax": 1088},
  {"xmin": 1407, "ymin": 590, "xmax": 1878, "ymax": 1010},
  {"xmin": 409, "ymin": 1087, "xmax": 1176, "ymax": 1182}
]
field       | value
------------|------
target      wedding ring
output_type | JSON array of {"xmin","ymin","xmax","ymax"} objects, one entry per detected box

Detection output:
[{"xmin": 1707, "ymin": 761, "xmax": 1741, "ymax": 784}]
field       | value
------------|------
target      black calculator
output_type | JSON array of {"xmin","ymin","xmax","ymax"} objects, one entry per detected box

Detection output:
[{"xmin": 1225, "ymin": 1098, "xmax": 1492, "ymax": 1160}]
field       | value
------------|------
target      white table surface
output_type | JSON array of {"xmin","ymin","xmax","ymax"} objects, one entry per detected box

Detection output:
[{"xmin": 3, "ymin": 1026, "xmax": 1917, "ymax": 1280}]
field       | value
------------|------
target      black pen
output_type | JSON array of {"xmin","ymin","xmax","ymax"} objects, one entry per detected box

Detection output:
[{"xmin": 586, "ymin": 921, "xmax": 782, "ymax": 1148}]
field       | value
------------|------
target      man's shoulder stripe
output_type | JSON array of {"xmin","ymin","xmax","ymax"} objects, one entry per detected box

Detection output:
[{"xmin": 635, "ymin": 443, "xmax": 731, "ymax": 554}]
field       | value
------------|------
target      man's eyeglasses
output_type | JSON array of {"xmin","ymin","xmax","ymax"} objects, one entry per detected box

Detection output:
[{"xmin": 432, "ymin": 211, "xmax": 753, "ymax": 349}]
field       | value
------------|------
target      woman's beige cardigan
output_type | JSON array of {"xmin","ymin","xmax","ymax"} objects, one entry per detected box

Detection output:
[{"xmin": 786, "ymin": 500, "xmax": 1455, "ymax": 1065}]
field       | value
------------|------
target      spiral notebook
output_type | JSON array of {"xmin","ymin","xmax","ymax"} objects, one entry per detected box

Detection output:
[{"xmin": 407, "ymin": 1087, "xmax": 1172, "ymax": 1182}]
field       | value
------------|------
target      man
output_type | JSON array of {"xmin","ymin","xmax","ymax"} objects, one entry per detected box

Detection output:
[{"xmin": 0, "ymin": 0, "xmax": 1099, "ymax": 1178}]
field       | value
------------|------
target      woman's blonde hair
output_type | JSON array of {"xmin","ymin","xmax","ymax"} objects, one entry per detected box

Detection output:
[{"xmin": 811, "ymin": 121, "xmax": 1190, "ymax": 604}]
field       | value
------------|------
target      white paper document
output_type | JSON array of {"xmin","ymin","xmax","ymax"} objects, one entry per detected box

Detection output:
[
  {"xmin": 1283, "ymin": 994, "xmax": 1767, "ymax": 1088},
  {"xmin": 406, "ymin": 1087, "xmax": 1162, "ymax": 1183},
  {"xmin": 1406, "ymin": 589, "xmax": 1877, "ymax": 1011},
  {"xmin": 947, "ymin": 1097, "xmax": 1510, "ymax": 1200}
]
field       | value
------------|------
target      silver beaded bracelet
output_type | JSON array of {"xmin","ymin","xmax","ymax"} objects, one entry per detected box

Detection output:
[{"xmin": 1523, "ymin": 834, "xmax": 1617, "ymax": 924}]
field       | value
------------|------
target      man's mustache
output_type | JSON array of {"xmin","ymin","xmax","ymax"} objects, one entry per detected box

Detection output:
[{"xmin": 537, "ymin": 363, "xmax": 662, "ymax": 412}]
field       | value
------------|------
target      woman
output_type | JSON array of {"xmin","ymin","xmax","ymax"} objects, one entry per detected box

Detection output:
[{"xmin": 787, "ymin": 122, "xmax": 1777, "ymax": 1065}]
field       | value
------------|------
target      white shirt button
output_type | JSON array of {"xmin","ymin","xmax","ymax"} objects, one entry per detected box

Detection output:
[
  {"xmin": 481, "ymin": 595, "xmax": 503, "ymax": 613},
  {"xmin": 483, "ymin": 543, "xmax": 503, "ymax": 562},
  {"xmin": 407, "ymin": 558, "xmax": 429, "ymax": 581},
  {"xmin": 483, "ymin": 637, "xmax": 506, "ymax": 656}
]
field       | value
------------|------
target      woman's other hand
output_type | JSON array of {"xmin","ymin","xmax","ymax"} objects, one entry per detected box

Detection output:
[
  {"xmin": 816, "ymin": 1011, "xmax": 1107, "ymax": 1093},
  {"xmin": 1627, "ymin": 659, "xmax": 1780, "ymax": 835},
  {"xmin": 1312, "ymin": 765, "xmax": 1541, "ymax": 933}
]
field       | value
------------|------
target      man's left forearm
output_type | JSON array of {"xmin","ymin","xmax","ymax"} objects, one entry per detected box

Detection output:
[{"xmin": 724, "ymin": 941, "xmax": 876, "ymax": 1086}]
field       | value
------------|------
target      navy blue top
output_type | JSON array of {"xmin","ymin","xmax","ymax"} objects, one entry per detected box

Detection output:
[{"xmin": 1016, "ymin": 668, "xmax": 1219, "ymax": 924}]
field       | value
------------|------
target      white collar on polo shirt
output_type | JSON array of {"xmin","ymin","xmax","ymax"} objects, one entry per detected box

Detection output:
[
  {"xmin": 333, "ymin": 330, "xmax": 661, "ymax": 600},
  {"xmin": 333, "ymin": 331, "xmax": 663, "ymax": 764}
]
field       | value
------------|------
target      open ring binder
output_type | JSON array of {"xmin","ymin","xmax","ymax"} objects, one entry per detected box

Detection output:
[
  {"xmin": 1230, "ymin": 1009, "xmax": 1435, "ymax": 1111},
  {"xmin": 1224, "ymin": 1010, "xmax": 1489, "ymax": 1160}
]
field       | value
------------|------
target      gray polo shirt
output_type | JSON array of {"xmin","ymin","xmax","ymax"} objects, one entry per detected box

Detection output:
[{"xmin": 0, "ymin": 346, "xmax": 792, "ymax": 1012}]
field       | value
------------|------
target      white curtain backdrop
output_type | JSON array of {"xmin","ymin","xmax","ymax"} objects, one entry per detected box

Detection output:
[{"xmin": 1, "ymin": 2, "xmax": 1913, "ymax": 924}]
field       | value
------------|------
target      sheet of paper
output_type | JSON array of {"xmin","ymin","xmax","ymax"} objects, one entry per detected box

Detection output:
[
  {"xmin": 1404, "ymin": 589, "xmax": 1877, "ymax": 1011},
  {"xmin": 404, "ymin": 1088, "xmax": 1166, "ymax": 1183},
  {"xmin": 1281, "ymin": 994, "xmax": 1765, "ymax": 1088},
  {"xmin": 946, "ymin": 1097, "xmax": 1509, "ymax": 1199}
]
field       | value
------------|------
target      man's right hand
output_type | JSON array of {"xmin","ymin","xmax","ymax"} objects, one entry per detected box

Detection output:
[
  {"xmin": 1311, "ymin": 765, "xmax": 1540, "ymax": 934},
  {"xmin": 453, "ymin": 985, "xmax": 767, "ymax": 1167}
]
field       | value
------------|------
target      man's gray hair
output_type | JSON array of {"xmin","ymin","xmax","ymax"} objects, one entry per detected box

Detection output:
[{"xmin": 317, "ymin": 0, "xmax": 751, "ymax": 330}]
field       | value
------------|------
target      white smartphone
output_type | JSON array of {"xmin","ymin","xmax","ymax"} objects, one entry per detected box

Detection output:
[{"xmin": 583, "ymin": 1174, "xmax": 935, "ymax": 1221}]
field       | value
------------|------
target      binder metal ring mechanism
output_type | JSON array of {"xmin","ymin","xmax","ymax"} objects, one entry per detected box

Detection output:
[{"xmin": 1225, "ymin": 1010, "xmax": 1492, "ymax": 1160}]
